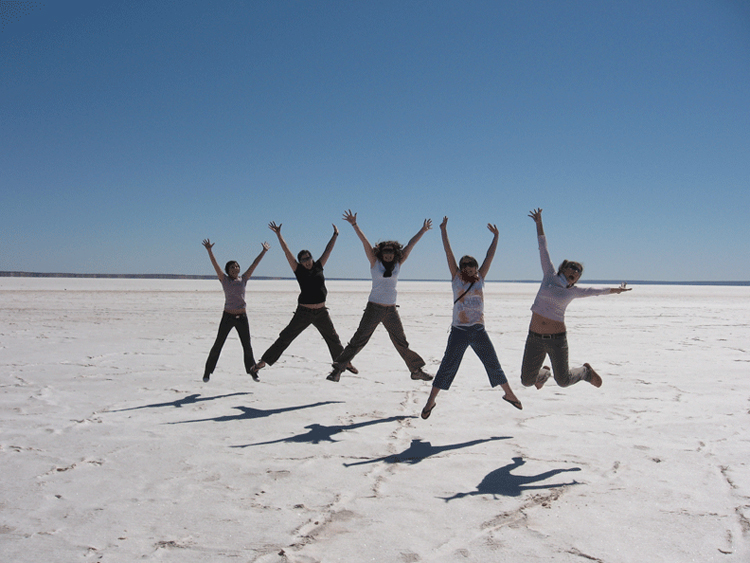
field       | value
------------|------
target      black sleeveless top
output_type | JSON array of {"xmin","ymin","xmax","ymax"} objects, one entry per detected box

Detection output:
[{"xmin": 294, "ymin": 259, "xmax": 328, "ymax": 304}]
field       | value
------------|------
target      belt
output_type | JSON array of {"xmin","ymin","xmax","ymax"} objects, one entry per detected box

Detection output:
[{"xmin": 529, "ymin": 331, "xmax": 566, "ymax": 340}]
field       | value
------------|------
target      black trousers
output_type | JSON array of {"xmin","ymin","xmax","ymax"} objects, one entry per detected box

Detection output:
[{"xmin": 205, "ymin": 312, "xmax": 255, "ymax": 376}]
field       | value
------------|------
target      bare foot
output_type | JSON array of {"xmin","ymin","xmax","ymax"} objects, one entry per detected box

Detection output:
[{"xmin": 584, "ymin": 363, "xmax": 602, "ymax": 387}]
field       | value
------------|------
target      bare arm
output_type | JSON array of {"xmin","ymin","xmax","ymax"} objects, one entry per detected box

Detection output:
[
  {"xmin": 440, "ymin": 217, "xmax": 459, "ymax": 278},
  {"xmin": 478, "ymin": 223, "xmax": 499, "ymax": 279},
  {"xmin": 202, "ymin": 239, "xmax": 224, "ymax": 281},
  {"xmin": 343, "ymin": 209, "xmax": 377, "ymax": 267},
  {"xmin": 529, "ymin": 208, "xmax": 544, "ymax": 236},
  {"xmin": 400, "ymin": 218, "xmax": 432, "ymax": 264},
  {"xmin": 241, "ymin": 242, "xmax": 271, "ymax": 280},
  {"xmin": 318, "ymin": 224, "xmax": 339, "ymax": 267},
  {"xmin": 269, "ymin": 222, "xmax": 297, "ymax": 271}
]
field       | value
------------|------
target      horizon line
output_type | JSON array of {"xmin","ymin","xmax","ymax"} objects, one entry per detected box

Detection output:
[{"xmin": 1, "ymin": 272, "xmax": 748, "ymax": 287}]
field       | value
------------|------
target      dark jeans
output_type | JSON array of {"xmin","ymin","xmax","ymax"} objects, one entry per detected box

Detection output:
[
  {"xmin": 520, "ymin": 332, "xmax": 588, "ymax": 388},
  {"xmin": 261, "ymin": 305, "xmax": 344, "ymax": 365},
  {"xmin": 205, "ymin": 312, "xmax": 255, "ymax": 376},
  {"xmin": 333, "ymin": 302, "xmax": 425, "ymax": 373},
  {"xmin": 433, "ymin": 324, "xmax": 508, "ymax": 390}
]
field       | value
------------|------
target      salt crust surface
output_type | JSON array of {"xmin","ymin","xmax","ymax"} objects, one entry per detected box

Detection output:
[{"xmin": 1, "ymin": 278, "xmax": 749, "ymax": 562}]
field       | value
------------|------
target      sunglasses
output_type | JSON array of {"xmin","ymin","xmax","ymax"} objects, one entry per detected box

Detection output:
[
  {"xmin": 566, "ymin": 264, "xmax": 582, "ymax": 273},
  {"xmin": 300, "ymin": 256, "xmax": 313, "ymax": 262},
  {"xmin": 381, "ymin": 248, "xmax": 395, "ymax": 254}
]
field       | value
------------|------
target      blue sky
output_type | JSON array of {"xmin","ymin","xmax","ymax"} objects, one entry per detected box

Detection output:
[{"xmin": 2, "ymin": 0, "xmax": 748, "ymax": 281}]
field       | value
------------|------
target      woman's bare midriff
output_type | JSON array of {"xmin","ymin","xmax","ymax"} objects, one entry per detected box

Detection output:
[
  {"xmin": 224, "ymin": 308, "xmax": 246, "ymax": 315},
  {"xmin": 300, "ymin": 302, "xmax": 326, "ymax": 309},
  {"xmin": 529, "ymin": 312, "xmax": 566, "ymax": 334}
]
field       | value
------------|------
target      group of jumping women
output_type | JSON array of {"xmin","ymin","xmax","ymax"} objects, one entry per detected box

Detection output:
[{"xmin": 201, "ymin": 208, "xmax": 631, "ymax": 421}]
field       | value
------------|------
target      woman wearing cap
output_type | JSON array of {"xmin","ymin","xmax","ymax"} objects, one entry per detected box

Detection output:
[
  {"xmin": 420, "ymin": 217, "xmax": 521, "ymax": 420},
  {"xmin": 250, "ymin": 221, "xmax": 356, "ymax": 378},
  {"xmin": 202, "ymin": 238, "xmax": 270, "ymax": 383},
  {"xmin": 327, "ymin": 209, "xmax": 433, "ymax": 383},
  {"xmin": 521, "ymin": 208, "xmax": 631, "ymax": 390}
]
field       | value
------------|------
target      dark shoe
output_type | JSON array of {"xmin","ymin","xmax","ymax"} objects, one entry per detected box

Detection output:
[
  {"xmin": 421, "ymin": 402, "xmax": 436, "ymax": 420},
  {"xmin": 584, "ymin": 363, "xmax": 602, "ymax": 388},
  {"xmin": 327, "ymin": 365, "xmax": 344, "ymax": 382},
  {"xmin": 411, "ymin": 368, "xmax": 433, "ymax": 381},
  {"xmin": 202, "ymin": 373, "xmax": 210, "ymax": 383},
  {"xmin": 249, "ymin": 363, "xmax": 262, "ymax": 382},
  {"xmin": 345, "ymin": 363, "xmax": 359, "ymax": 374}
]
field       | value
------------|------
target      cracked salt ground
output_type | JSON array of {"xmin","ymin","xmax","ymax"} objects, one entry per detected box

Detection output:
[{"xmin": 0, "ymin": 278, "xmax": 748, "ymax": 562}]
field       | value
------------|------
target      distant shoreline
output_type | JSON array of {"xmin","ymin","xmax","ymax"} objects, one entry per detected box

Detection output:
[{"xmin": 1, "ymin": 272, "xmax": 748, "ymax": 286}]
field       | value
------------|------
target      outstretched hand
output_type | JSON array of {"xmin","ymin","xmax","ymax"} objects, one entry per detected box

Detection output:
[
  {"xmin": 268, "ymin": 221, "xmax": 282, "ymax": 234},
  {"xmin": 487, "ymin": 223, "xmax": 499, "ymax": 236},
  {"xmin": 343, "ymin": 209, "xmax": 357, "ymax": 225},
  {"xmin": 202, "ymin": 238, "xmax": 214, "ymax": 250},
  {"xmin": 422, "ymin": 218, "xmax": 433, "ymax": 232},
  {"xmin": 332, "ymin": 223, "xmax": 339, "ymax": 236},
  {"xmin": 528, "ymin": 208, "xmax": 543, "ymax": 223},
  {"xmin": 261, "ymin": 241, "xmax": 271, "ymax": 252},
  {"xmin": 611, "ymin": 283, "xmax": 632, "ymax": 294},
  {"xmin": 440, "ymin": 216, "xmax": 448, "ymax": 230}
]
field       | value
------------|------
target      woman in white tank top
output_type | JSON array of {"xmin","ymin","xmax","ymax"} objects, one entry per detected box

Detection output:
[{"xmin": 327, "ymin": 210, "xmax": 434, "ymax": 383}]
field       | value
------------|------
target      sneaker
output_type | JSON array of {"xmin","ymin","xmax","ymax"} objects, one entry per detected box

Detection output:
[
  {"xmin": 249, "ymin": 364, "xmax": 261, "ymax": 382},
  {"xmin": 327, "ymin": 365, "xmax": 344, "ymax": 382},
  {"xmin": 202, "ymin": 373, "xmax": 210, "ymax": 383},
  {"xmin": 583, "ymin": 363, "xmax": 602, "ymax": 388},
  {"xmin": 410, "ymin": 368, "xmax": 433, "ymax": 381},
  {"xmin": 535, "ymin": 366, "xmax": 551, "ymax": 390}
]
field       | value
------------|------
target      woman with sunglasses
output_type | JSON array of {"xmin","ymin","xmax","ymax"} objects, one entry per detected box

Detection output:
[
  {"xmin": 327, "ymin": 209, "xmax": 433, "ymax": 383},
  {"xmin": 521, "ymin": 208, "xmax": 631, "ymax": 390},
  {"xmin": 250, "ymin": 221, "xmax": 356, "ymax": 379},
  {"xmin": 420, "ymin": 217, "xmax": 522, "ymax": 420},
  {"xmin": 202, "ymin": 238, "xmax": 270, "ymax": 383}
]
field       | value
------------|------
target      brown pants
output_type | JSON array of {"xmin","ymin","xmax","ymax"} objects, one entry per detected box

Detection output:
[{"xmin": 333, "ymin": 302, "xmax": 425, "ymax": 374}]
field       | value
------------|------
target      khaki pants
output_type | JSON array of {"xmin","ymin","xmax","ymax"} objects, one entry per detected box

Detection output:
[{"xmin": 333, "ymin": 302, "xmax": 425, "ymax": 374}]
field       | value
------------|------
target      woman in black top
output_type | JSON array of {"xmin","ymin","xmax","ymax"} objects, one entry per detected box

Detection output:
[{"xmin": 251, "ymin": 222, "xmax": 357, "ymax": 379}]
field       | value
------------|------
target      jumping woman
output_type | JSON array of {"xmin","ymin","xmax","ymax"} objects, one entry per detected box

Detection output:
[
  {"xmin": 420, "ymin": 217, "xmax": 522, "ymax": 420},
  {"xmin": 250, "ymin": 222, "xmax": 357, "ymax": 377},
  {"xmin": 202, "ymin": 238, "xmax": 270, "ymax": 382},
  {"xmin": 521, "ymin": 208, "xmax": 630, "ymax": 390},
  {"xmin": 327, "ymin": 210, "xmax": 433, "ymax": 383}
]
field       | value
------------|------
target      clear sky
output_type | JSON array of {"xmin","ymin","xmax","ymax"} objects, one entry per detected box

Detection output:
[{"xmin": 2, "ymin": 0, "xmax": 748, "ymax": 282}]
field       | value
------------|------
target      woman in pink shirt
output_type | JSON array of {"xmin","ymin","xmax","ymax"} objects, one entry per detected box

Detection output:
[
  {"xmin": 202, "ymin": 238, "xmax": 270, "ymax": 383},
  {"xmin": 521, "ymin": 208, "xmax": 630, "ymax": 390}
]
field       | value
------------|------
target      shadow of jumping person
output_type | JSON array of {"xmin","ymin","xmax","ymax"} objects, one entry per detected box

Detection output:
[
  {"xmin": 442, "ymin": 457, "xmax": 582, "ymax": 501},
  {"xmin": 108, "ymin": 392, "xmax": 251, "ymax": 412},
  {"xmin": 344, "ymin": 436, "xmax": 511, "ymax": 467},
  {"xmin": 169, "ymin": 401, "xmax": 342, "ymax": 425},
  {"xmin": 231, "ymin": 415, "xmax": 409, "ymax": 447}
]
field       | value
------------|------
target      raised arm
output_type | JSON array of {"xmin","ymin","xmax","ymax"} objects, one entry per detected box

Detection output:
[
  {"xmin": 269, "ymin": 221, "xmax": 297, "ymax": 271},
  {"xmin": 528, "ymin": 208, "xmax": 545, "ymax": 236},
  {"xmin": 241, "ymin": 242, "xmax": 271, "ymax": 280},
  {"xmin": 400, "ymin": 218, "xmax": 432, "ymax": 264},
  {"xmin": 478, "ymin": 223, "xmax": 499, "ymax": 279},
  {"xmin": 440, "ymin": 217, "xmax": 459, "ymax": 278},
  {"xmin": 318, "ymin": 223, "xmax": 339, "ymax": 267},
  {"xmin": 202, "ymin": 239, "xmax": 224, "ymax": 281},
  {"xmin": 343, "ymin": 210, "xmax": 377, "ymax": 267}
]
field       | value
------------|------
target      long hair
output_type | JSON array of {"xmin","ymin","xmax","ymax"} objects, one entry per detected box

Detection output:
[
  {"xmin": 458, "ymin": 255, "xmax": 479, "ymax": 283},
  {"xmin": 373, "ymin": 241, "xmax": 404, "ymax": 277}
]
